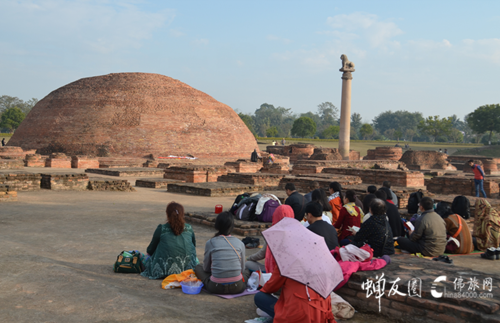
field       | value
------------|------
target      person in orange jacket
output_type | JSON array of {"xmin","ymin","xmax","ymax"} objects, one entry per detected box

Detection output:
[
  {"xmin": 254, "ymin": 265, "xmax": 336, "ymax": 323},
  {"xmin": 328, "ymin": 182, "xmax": 343, "ymax": 223}
]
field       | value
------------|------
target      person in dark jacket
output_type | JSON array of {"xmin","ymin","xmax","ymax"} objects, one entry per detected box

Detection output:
[
  {"xmin": 305, "ymin": 202, "xmax": 339, "ymax": 251},
  {"xmin": 284, "ymin": 183, "xmax": 306, "ymax": 221},
  {"xmin": 375, "ymin": 189, "xmax": 404, "ymax": 237},
  {"xmin": 350, "ymin": 198, "xmax": 395, "ymax": 257},
  {"xmin": 397, "ymin": 197, "xmax": 447, "ymax": 257},
  {"xmin": 304, "ymin": 181, "xmax": 319, "ymax": 203},
  {"xmin": 362, "ymin": 193, "xmax": 376, "ymax": 215},
  {"xmin": 250, "ymin": 149, "xmax": 260, "ymax": 163}
]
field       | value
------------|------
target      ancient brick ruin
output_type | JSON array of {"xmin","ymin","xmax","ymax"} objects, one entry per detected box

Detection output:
[
  {"xmin": 364, "ymin": 146, "xmax": 402, "ymax": 160},
  {"xmin": 399, "ymin": 150, "xmax": 456, "ymax": 171},
  {"xmin": 7, "ymin": 72, "xmax": 259, "ymax": 160}
]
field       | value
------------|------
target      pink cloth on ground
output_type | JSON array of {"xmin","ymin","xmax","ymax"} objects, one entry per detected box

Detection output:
[{"xmin": 334, "ymin": 258, "xmax": 388, "ymax": 291}]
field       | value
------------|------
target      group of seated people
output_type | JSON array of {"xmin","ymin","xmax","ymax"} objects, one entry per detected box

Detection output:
[{"xmin": 139, "ymin": 182, "xmax": 500, "ymax": 321}]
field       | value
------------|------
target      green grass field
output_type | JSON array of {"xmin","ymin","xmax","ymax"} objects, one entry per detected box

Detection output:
[
  {"xmin": 2, "ymin": 134, "xmax": 494, "ymax": 157},
  {"xmin": 257, "ymin": 139, "xmax": 486, "ymax": 157}
]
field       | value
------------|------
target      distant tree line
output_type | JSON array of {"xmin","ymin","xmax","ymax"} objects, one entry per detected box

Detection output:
[
  {"xmin": 238, "ymin": 102, "xmax": 500, "ymax": 144},
  {"xmin": 0, "ymin": 95, "xmax": 38, "ymax": 133}
]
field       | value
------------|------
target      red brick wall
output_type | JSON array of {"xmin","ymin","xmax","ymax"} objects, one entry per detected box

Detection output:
[
  {"xmin": 322, "ymin": 168, "xmax": 425, "ymax": 187},
  {"xmin": 426, "ymin": 176, "xmax": 499, "ymax": 197},
  {"xmin": 71, "ymin": 156, "xmax": 100, "ymax": 169},
  {"xmin": 364, "ymin": 147, "xmax": 402, "ymax": 161}
]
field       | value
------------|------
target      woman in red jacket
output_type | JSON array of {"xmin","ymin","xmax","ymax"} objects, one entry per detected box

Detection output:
[
  {"xmin": 334, "ymin": 190, "xmax": 364, "ymax": 243},
  {"xmin": 254, "ymin": 265, "xmax": 336, "ymax": 323}
]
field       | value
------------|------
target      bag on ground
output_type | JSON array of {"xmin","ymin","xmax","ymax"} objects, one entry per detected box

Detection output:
[
  {"xmin": 114, "ymin": 250, "xmax": 143, "ymax": 273},
  {"xmin": 236, "ymin": 202, "xmax": 256, "ymax": 221},
  {"xmin": 230, "ymin": 193, "xmax": 250, "ymax": 215},
  {"xmin": 452, "ymin": 195, "xmax": 471, "ymax": 220},
  {"xmin": 258, "ymin": 199, "xmax": 280, "ymax": 222}
]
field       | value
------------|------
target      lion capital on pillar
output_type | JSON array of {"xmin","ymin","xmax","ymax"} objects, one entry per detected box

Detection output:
[{"xmin": 340, "ymin": 54, "xmax": 355, "ymax": 79}]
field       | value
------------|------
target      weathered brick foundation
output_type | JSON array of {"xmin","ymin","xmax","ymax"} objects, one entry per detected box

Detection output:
[
  {"xmin": 279, "ymin": 175, "xmax": 362, "ymax": 192},
  {"xmin": 0, "ymin": 172, "xmax": 41, "ymax": 191},
  {"xmin": 97, "ymin": 157, "xmax": 147, "ymax": 168},
  {"xmin": 164, "ymin": 165, "xmax": 228, "ymax": 183},
  {"xmin": 217, "ymin": 173, "xmax": 286, "ymax": 186},
  {"xmin": 0, "ymin": 185, "xmax": 18, "ymax": 202},
  {"xmin": 0, "ymin": 146, "xmax": 36, "ymax": 159},
  {"xmin": 88, "ymin": 179, "xmax": 135, "ymax": 191},
  {"xmin": 291, "ymin": 160, "xmax": 406, "ymax": 175},
  {"xmin": 135, "ymin": 178, "xmax": 181, "ymax": 188},
  {"xmin": 224, "ymin": 160, "xmax": 261, "ymax": 173},
  {"xmin": 167, "ymin": 182, "xmax": 266, "ymax": 197},
  {"xmin": 86, "ymin": 168, "xmax": 164, "ymax": 177},
  {"xmin": 45, "ymin": 153, "xmax": 71, "ymax": 168},
  {"xmin": 364, "ymin": 146, "xmax": 403, "ymax": 160},
  {"xmin": 41, "ymin": 174, "xmax": 89, "ymax": 190},
  {"xmin": 336, "ymin": 254, "xmax": 500, "ymax": 323},
  {"xmin": 185, "ymin": 212, "xmax": 273, "ymax": 236},
  {"xmin": 0, "ymin": 159, "xmax": 24, "ymax": 169},
  {"xmin": 426, "ymin": 175, "xmax": 499, "ymax": 198},
  {"xmin": 322, "ymin": 168, "xmax": 425, "ymax": 187},
  {"xmin": 71, "ymin": 155, "xmax": 100, "ymax": 169},
  {"xmin": 24, "ymin": 154, "xmax": 47, "ymax": 167},
  {"xmin": 399, "ymin": 150, "xmax": 456, "ymax": 171}
]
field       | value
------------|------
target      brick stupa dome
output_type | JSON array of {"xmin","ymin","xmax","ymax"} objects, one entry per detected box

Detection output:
[{"xmin": 8, "ymin": 73, "xmax": 259, "ymax": 159}]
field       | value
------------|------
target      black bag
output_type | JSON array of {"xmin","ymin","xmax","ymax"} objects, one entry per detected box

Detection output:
[
  {"xmin": 114, "ymin": 251, "xmax": 143, "ymax": 273},
  {"xmin": 242, "ymin": 237, "xmax": 260, "ymax": 248},
  {"xmin": 435, "ymin": 201, "xmax": 452, "ymax": 218},
  {"xmin": 407, "ymin": 190, "xmax": 423, "ymax": 214},
  {"xmin": 451, "ymin": 196, "xmax": 471, "ymax": 219},
  {"xmin": 230, "ymin": 193, "xmax": 250, "ymax": 214},
  {"xmin": 235, "ymin": 202, "xmax": 256, "ymax": 221}
]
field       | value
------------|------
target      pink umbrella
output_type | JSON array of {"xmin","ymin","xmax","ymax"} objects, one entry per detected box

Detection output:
[{"xmin": 262, "ymin": 217, "xmax": 343, "ymax": 299}]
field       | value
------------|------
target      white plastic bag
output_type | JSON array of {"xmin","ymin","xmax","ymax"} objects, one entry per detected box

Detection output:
[{"xmin": 247, "ymin": 271, "xmax": 260, "ymax": 291}]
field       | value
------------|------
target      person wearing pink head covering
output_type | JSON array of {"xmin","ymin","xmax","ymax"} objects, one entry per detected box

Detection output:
[{"xmin": 265, "ymin": 205, "xmax": 295, "ymax": 274}]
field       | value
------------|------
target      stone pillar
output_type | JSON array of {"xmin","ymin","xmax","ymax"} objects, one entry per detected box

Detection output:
[{"xmin": 338, "ymin": 54, "xmax": 355, "ymax": 160}]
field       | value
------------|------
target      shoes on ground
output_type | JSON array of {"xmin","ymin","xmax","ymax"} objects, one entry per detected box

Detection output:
[
  {"xmin": 432, "ymin": 255, "xmax": 453, "ymax": 264},
  {"xmin": 256, "ymin": 308, "xmax": 271, "ymax": 318},
  {"xmin": 480, "ymin": 247, "xmax": 499, "ymax": 260}
]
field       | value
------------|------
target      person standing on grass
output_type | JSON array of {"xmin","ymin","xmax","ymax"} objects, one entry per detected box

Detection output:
[
  {"xmin": 1, "ymin": 138, "xmax": 5, "ymax": 146},
  {"xmin": 468, "ymin": 160, "xmax": 487, "ymax": 198}
]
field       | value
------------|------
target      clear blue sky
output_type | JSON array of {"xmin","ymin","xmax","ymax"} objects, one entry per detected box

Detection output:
[{"xmin": 1, "ymin": 0, "xmax": 499, "ymax": 123}]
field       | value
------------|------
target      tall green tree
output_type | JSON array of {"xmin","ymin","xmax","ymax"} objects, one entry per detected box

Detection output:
[
  {"xmin": 322, "ymin": 125, "xmax": 340, "ymax": 139},
  {"xmin": 266, "ymin": 126, "xmax": 279, "ymax": 137},
  {"xmin": 418, "ymin": 116, "xmax": 453, "ymax": 142},
  {"xmin": 291, "ymin": 117, "xmax": 316, "ymax": 138},
  {"xmin": 0, "ymin": 107, "xmax": 25, "ymax": 132},
  {"xmin": 372, "ymin": 110, "xmax": 424, "ymax": 141},
  {"xmin": 359, "ymin": 123, "xmax": 374, "ymax": 140},
  {"xmin": 0, "ymin": 95, "xmax": 38, "ymax": 114},
  {"xmin": 253, "ymin": 103, "xmax": 294, "ymax": 137},
  {"xmin": 238, "ymin": 113, "xmax": 256, "ymax": 136},
  {"xmin": 467, "ymin": 104, "xmax": 500, "ymax": 144},
  {"xmin": 350, "ymin": 113, "xmax": 362, "ymax": 139},
  {"xmin": 317, "ymin": 102, "xmax": 339, "ymax": 132}
]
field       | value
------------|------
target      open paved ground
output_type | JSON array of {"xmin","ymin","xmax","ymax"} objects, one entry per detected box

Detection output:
[
  {"xmin": 1, "ymin": 168, "xmax": 498, "ymax": 322},
  {"xmin": 1, "ymin": 170, "xmax": 392, "ymax": 323}
]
